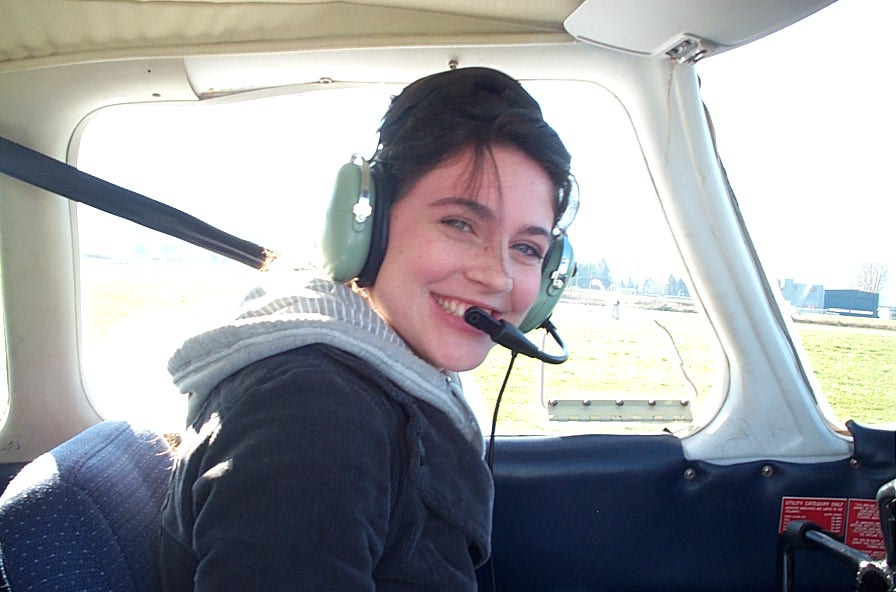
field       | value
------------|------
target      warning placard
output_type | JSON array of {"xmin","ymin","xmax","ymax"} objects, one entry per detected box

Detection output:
[
  {"xmin": 779, "ymin": 497, "xmax": 847, "ymax": 534},
  {"xmin": 845, "ymin": 499, "xmax": 886, "ymax": 560},
  {"xmin": 778, "ymin": 496, "xmax": 886, "ymax": 561}
]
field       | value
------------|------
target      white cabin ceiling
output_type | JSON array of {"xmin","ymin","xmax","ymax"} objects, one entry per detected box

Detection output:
[{"xmin": 1, "ymin": 0, "xmax": 836, "ymax": 73}]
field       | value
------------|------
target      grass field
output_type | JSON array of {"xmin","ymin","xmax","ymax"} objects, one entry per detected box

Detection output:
[
  {"xmin": 78, "ymin": 261, "xmax": 895, "ymax": 434},
  {"xmin": 795, "ymin": 323, "xmax": 896, "ymax": 425},
  {"xmin": 471, "ymin": 293, "xmax": 896, "ymax": 434}
]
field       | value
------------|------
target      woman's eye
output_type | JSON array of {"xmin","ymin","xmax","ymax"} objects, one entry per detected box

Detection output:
[
  {"xmin": 513, "ymin": 243, "xmax": 544, "ymax": 261},
  {"xmin": 442, "ymin": 218, "xmax": 474, "ymax": 233}
]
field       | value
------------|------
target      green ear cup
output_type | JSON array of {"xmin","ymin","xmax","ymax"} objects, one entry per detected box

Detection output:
[
  {"xmin": 518, "ymin": 235, "xmax": 576, "ymax": 333},
  {"xmin": 321, "ymin": 157, "xmax": 376, "ymax": 282}
]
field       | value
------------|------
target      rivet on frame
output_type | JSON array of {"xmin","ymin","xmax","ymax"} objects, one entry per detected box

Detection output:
[
  {"xmin": 547, "ymin": 399, "xmax": 558, "ymax": 407},
  {"xmin": 850, "ymin": 458, "xmax": 861, "ymax": 469},
  {"xmin": 761, "ymin": 465, "xmax": 774, "ymax": 477},
  {"xmin": 582, "ymin": 400, "xmax": 591, "ymax": 407},
  {"xmin": 683, "ymin": 468, "xmax": 697, "ymax": 480}
]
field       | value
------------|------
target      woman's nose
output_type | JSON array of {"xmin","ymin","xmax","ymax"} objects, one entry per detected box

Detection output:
[{"xmin": 466, "ymin": 240, "xmax": 513, "ymax": 293}]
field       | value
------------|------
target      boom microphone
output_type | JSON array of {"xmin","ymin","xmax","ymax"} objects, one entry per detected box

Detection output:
[{"xmin": 464, "ymin": 307, "xmax": 568, "ymax": 364}]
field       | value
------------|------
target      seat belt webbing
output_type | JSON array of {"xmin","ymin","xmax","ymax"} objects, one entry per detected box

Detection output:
[{"xmin": 0, "ymin": 136, "xmax": 277, "ymax": 270}]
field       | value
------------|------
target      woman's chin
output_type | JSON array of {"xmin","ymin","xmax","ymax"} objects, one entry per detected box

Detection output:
[{"xmin": 424, "ymin": 338, "xmax": 493, "ymax": 373}]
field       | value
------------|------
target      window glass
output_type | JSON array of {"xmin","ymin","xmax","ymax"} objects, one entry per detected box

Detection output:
[
  {"xmin": 76, "ymin": 89, "xmax": 391, "ymax": 432},
  {"xmin": 0, "ymin": 261, "xmax": 7, "ymax": 428},
  {"xmin": 474, "ymin": 82, "xmax": 720, "ymax": 435},
  {"xmin": 76, "ymin": 82, "xmax": 722, "ymax": 435},
  {"xmin": 698, "ymin": 0, "xmax": 896, "ymax": 427}
]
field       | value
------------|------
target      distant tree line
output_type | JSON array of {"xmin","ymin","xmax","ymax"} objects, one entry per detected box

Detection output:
[
  {"xmin": 573, "ymin": 259, "xmax": 690, "ymax": 297},
  {"xmin": 573, "ymin": 260, "xmax": 889, "ymax": 301}
]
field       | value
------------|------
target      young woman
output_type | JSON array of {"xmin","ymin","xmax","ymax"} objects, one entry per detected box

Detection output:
[{"xmin": 159, "ymin": 67, "xmax": 576, "ymax": 591}]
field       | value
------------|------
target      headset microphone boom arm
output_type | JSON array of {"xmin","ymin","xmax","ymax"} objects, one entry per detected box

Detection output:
[{"xmin": 464, "ymin": 306, "xmax": 568, "ymax": 364}]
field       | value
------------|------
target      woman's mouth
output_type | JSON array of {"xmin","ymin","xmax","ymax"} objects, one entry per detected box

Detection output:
[{"xmin": 433, "ymin": 295, "xmax": 495, "ymax": 319}]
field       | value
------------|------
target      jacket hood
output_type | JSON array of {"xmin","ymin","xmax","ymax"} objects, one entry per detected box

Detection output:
[{"xmin": 168, "ymin": 271, "xmax": 484, "ymax": 450}]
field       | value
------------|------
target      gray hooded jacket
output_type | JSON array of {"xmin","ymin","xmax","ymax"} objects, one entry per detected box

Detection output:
[{"xmin": 159, "ymin": 273, "xmax": 493, "ymax": 591}]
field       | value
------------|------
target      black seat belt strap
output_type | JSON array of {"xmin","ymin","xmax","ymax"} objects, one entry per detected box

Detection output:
[{"xmin": 0, "ymin": 136, "xmax": 277, "ymax": 270}]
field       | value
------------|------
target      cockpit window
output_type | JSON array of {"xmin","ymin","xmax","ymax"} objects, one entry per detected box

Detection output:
[
  {"xmin": 473, "ymin": 81, "xmax": 721, "ymax": 435},
  {"xmin": 75, "ymin": 82, "xmax": 723, "ymax": 435},
  {"xmin": 0, "ymin": 260, "xmax": 8, "ymax": 428},
  {"xmin": 75, "ymin": 89, "xmax": 390, "ymax": 432},
  {"xmin": 698, "ymin": 0, "xmax": 896, "ymax": 428}
]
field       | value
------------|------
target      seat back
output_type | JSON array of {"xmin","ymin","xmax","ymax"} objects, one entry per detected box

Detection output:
[{"xmin": 0, "ymin": 421, "xmax": 174, "ymax": 592}]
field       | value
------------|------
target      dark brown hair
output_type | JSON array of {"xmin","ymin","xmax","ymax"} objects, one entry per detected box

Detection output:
[
  {"xmin": 357, "ymin": 67, "xmax": 576, "ymax": 286},
  {"xmin": 373, "ymin": 67, "xmax": 575, "ymax": 229}
]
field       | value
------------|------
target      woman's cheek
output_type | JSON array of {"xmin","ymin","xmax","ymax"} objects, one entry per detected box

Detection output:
[{"xmin": 511, "ymin": 268, "xmax": 544, "ymax": 323}]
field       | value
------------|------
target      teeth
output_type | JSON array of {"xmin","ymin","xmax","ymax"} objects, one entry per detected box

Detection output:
[{"xmin": 435, "ymin": 296, "xmax": 482, "ymax": 318}]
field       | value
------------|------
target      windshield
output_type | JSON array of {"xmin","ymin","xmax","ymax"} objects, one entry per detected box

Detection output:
[
  {"xmin": 698, "ymin": 0, "xmax": 895, "ymax": 427},
  {"xmin": 75, "ymin": 81, "xmax": 722, "ymax": 435}
]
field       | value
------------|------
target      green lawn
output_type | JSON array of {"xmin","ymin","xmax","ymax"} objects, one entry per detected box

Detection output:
[
  {"xmin": 795, "ymin": 324, "xmax": 896, "ymax": 425},
  {"xmin": 79, "ymin": 261, "xmax": 896, "ymax": 433},
  {"xmin": 472, "ymin": 300, "xmax": 896, "ymax": 433}
]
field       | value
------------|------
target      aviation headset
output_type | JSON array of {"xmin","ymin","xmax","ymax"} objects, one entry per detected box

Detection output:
[
  {"xmin": 320, "ymin": 69, "xmax": 576, "ymax": 334},
  {"xmin": 321, "ymin": 155, "xmax": 575, "ymax": 333}
]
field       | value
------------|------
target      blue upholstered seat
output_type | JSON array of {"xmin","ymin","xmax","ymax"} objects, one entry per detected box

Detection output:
[{"xmin": 0, "ymin": 421, "xmax": 174, "ymax": 592}]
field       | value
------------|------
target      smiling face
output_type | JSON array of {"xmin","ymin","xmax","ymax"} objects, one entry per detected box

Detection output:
[{"xmin": 366, "ymin": 144, "xmax": 556, "ymax": 372}]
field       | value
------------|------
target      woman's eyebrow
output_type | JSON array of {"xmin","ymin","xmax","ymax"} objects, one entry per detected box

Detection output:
[
  {"xmin": 432, "ymin": 197, "xmax": 553, "ymax": 239},
  {"xmin": 432, "ymin": 196, "xmax": 495, "ymax": 220},
  {"xmin": 521, "ymin": 225, "xmax": 554, "ymax": 241}
]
